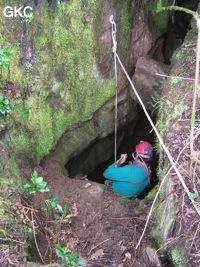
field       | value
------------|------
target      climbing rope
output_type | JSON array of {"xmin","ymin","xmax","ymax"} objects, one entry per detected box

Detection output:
[
  {"xmin": 109, "ymin": 15, "xmax": 200, "ymax": 245},
  {"xmin": 110, "ymin": 15, "xmax": 118, "ymax": 164}
]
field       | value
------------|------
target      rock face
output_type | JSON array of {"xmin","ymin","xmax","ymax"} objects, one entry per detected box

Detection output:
[
  {"xmin": 0, "ymin": 0, "xmax": 173, "ymax": 166},
  {"xmin": 50, "ymin": 88, "xmax": 139, "ymax": 168},
  {"xmin": 129, "ymin": 10, "xmax": 153, "ymax": 69},
  {"xmin": 129, "ymin": 0, "xmax": 173, "ymax": 71},
  {"xmin": 131, "ymin": 57, "xmax": 169, "ymax": 110},
  {"xmin": 0, "ymin": 0, "xmax": 132, "ymax": 164}
]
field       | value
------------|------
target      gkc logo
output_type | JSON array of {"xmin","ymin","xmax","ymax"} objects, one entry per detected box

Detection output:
[{"xmin": 3, "ymin": 6, "xmax": 33, "ymax": 18}]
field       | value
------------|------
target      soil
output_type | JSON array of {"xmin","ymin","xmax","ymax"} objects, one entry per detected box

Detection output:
[{"xmin": 17, "ymin": 156, "xmax": 159, "ymax": 267}]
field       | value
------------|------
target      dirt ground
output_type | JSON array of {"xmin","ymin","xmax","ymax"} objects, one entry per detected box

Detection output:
[{"xmin": 17, "ymin": 156, "xmax": 161, "ymax": 267}]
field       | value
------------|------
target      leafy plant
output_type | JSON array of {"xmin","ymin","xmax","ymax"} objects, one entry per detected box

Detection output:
[
  {"xmin": 171, "ymin": 249, "xmax": 183, "ymax": 264},
  {"xmin": 43, "ymin": 195, "xmax": 71, "ymax": 222},
  {"xmin": 21, "ymin": 14, "xmax": 34, "ymax": 24},
  {"xmin": 44, "ymin": 196, "xmax": 64, "ymax": 214},
  {"xmin": 20, "ymin": 107, "xmax": 31, "ymax": 117},
  {"xmin": 24, "ymin": 171, "xmax": 49, "ymax": 194},
  {"xmin": 0, "ymin": 49, "xmax": 15, "ymax": 70},
  {"xmin": 25, "ymin": 63, "xmax": 33, "ymax": 73},
  {"xmin": 0, "ymin": 96, "xmax": 11, "ymax": 116},
  {"xmin": 175, "ymin": 52, "xmax": 183, "ymax": 59},
  {"xmin": 55, "ymin": 244, "xmax": 87, "ymax": 267},
  {"xmin": 169, "ymin": 77, "xmax": 182, "ymax": 86}
]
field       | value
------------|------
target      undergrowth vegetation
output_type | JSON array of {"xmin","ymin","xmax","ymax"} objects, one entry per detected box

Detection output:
[{"xmin": 22, "ymin": 171, "xmax": 86, "ymax": 265}]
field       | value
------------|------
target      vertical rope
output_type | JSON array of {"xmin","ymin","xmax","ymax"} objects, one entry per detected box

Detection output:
[{"xmin": 110, "ymin": 15, "xmax": 118, "ymax": 164}]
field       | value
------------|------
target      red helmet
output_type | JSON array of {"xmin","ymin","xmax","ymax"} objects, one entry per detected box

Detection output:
[{"xmin": 136, "ymin": 141, "xmax": 153, "ymax": 159}]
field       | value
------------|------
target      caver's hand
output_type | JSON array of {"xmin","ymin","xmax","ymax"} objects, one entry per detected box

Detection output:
[{"xmin": 117, "ymin": 154, "xmax": 127, "ymax": 165}]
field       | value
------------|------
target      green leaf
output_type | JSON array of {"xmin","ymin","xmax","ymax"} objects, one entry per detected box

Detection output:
[
  {"xmin": 56, "ymin": 204, "xmax": 63, "ymax": 214},
  {"xmin": 54, "ymin": 213, "xmax": 60, "ymax": 220},
  {"xmin": 2, "ymin": 62, "xmax": 9, "ymax": 69},
  {"xmin": 0, "ymin": 109, "xmax": 6, "ymax": 114},
  {"xmin": 39, "ymin": 186, "xmax": 50, "ymax": 192},
  {"xmin": 24, "ymin": 183, "xmax": 31, "ymax": 189},
  {"xmin": 36, "ymin": 176, "xmax": 43, "ymax": 184},
  {"xmin": 42, "ymin": 186, "xmax": 49, "ymax": 192},
  {"xmin": 56, "ymin": 249, "xmax": 64, "ymax": 259},
  {"xmin": 0, "ymin": 96, "xmax": 4, "ymax": 102},
  {"xmin": 31, "ymin": 171, "xmax": 38, "ymax": 183},
  {"xmin": 3, "ymin": 99, "xmax": 9, "ymax": 105},
  {"xmin": 4, "ymin": 49, "xmax": 15, "ymax": 57},
  {"xmin": 21, "ymin": 108, "xmax": 30, "ymax": 117},
  {"xmin": 29, "ymin": 188, "xmax": 36, "ymax": 194},
  {"xmin": 5, "ymin": 106, "xmax": 11, "ymax": 111},
  {"xmin": 77, "ymin": 258, "xmax": 88, "ymax": 265},
  {"xmin": 56, "ymin": 244, "xmax": 66, "ymax": 258},
  {"xmin": 37, "ymin": 181, "xmax": 47, "ymax": 189},
  {"xmin": 189, "ymin": 192, "xmax": 197, "ymax": 200}
]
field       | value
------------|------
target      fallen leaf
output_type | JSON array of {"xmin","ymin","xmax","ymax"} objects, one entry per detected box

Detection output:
[
  {"xmin": 122, "ymin": 252, "xmax": 131, "ymax": 262},
  {"xmin": 118, "ymin": 240, "xmax": 126, "ymax": 252},
  {"xmin": 68, "ymin": 203, "xmax": 78, "ymax": 217},
  {"xmin": 84, "ymin": 182, "xmax": 92, "ymax": 188},
  {"xmin": 91, "ymin": 249, "xmax": 104, "ymax": 260},
  {"xmin": 67, "ymin": 238, "xmax": 77, "ymax": 250}
]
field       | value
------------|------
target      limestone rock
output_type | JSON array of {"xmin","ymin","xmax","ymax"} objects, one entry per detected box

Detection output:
[
  {"xmin": 84, "ymin": 183, "xmax": 104, "ymax": 201},
  {"xmin": 131, "ymin": 57, "xmax": 170, "ymax": 110},
  {"xmin": 130, "ymin": 11, "xmax": 153, "ymax": 69},
  {"xmin": 51, "ymin": 88, "xmax": 139, "ymax": 168},
  {"xmin": 145, "ymin": 247, "xmax": 162, "ymax": 267}
]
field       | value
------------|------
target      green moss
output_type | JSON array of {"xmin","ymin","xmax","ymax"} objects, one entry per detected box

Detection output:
[
  {"xmin": 171, "ymin": 248, "xmax": 184, "ymax": 266},
  {"xmin": 26, "ymin": 96, "xmax": 54, "ymax": 162},
  {"xmin": 52, "ymin": 109, "xmax": 68, "ymax": 141},
  {"xmin": 174, "ymin": 52, "xmax": 184, "ymax": 60},
  {"xmin": 117, "ymin": 0, "xmax": 131, "ymax": 68},
  {"xmin": 144, "ymin": 0, "xmax": 174, "ymax": 30},
  {"xmin": 0, "ymin": 39, "xmax": 22, "ymax": 82},
  {"xmin": 0, "ymin": 0, "xmax": 131, "ymax": 165},
  {"xmin": 169, "ymin": 77, "xmax": 182, "ymax": 86}
]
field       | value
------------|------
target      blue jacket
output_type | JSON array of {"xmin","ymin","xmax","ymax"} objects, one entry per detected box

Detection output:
[{"xmin": 103, "ymin": 161, "xmax": 151, "ymax": 198}]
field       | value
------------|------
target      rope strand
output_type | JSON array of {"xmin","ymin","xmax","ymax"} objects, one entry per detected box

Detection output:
[{"xmin": 110, "ymin": 15, "xmax": 118, "ymax": 164}]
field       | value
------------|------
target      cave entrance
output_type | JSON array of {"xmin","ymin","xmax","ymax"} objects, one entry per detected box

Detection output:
[
  {"xmin": 65, "ymin": 107, "xmax": 159, "ymax": 198},
  {"xmin": 150, "ymin": 0, "xmax": 199, "ymax": 65}
]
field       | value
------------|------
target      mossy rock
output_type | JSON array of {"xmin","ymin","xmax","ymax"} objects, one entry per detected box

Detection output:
[{"xmin": 0, "ymin": 0, "xmax": 133, "ymax": 164}]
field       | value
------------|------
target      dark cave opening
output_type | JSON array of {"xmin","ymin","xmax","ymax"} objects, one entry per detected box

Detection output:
[
  {"xmin": 66, "ymin": 107, "xmax": 159, "ymax": 199},
  {"xmin": 150, "ymin": 0, "xmax": 199, "ymax": 65}
]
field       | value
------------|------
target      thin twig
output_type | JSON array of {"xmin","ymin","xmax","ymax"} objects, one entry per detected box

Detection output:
[
  {"xmin": 31, "ymin": 210, "xmax": 45, "ymax": 264},
  {"xmin": 88, "ymin": 239, "xmax": 110, "ymax": 255},
  {"xmin": 190, "ymin": 221, "xmax": 200, "ymax": 250},
  {"xmin": 15, "ymin": 203, "xmax": 38, "ymax": 213},
  {"xmin": 110, "ymin": 216, "xmax": 145, "ymax": 221},
  {"xmin": 0, "ymin": 237, "xmax": 25, "ymax": 244},
  {"xmin": 155, "ymin": 73, "xmax": 195, "ymax": 81},
  {"xmin": 89, "ymin": 262, "xmax": 112, "ymax": 267}
]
